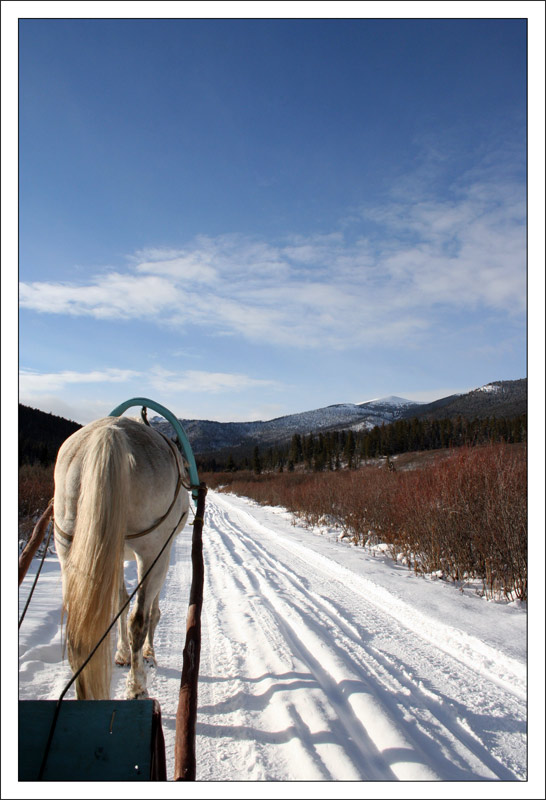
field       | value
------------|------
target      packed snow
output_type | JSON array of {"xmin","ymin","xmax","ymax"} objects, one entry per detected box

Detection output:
[{"xmin": 16, "ymin": 489, "xmax": 530, "ymax": 790}]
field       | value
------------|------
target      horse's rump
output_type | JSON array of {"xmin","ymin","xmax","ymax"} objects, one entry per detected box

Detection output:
[{"xmin": 54, "ymin": 416, "xmax": 189, "ymax": 699}]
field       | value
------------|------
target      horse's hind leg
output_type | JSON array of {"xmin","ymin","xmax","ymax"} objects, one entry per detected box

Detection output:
[
  {"xmin": 143, "ymin": 594, "xmax": 160, "ymax": 666},
  {"xmin": 126, "ymin": 591, "xmax": 150, "ymax": 698},
  {"xmin": 126, "ymin": 551, "xmax": 170, "ymax": 699},
  {"xmin": 114, "ymin": 564, "xmax": 131, "ymax": 666}
]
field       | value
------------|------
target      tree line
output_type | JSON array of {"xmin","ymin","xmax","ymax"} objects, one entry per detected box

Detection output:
[
  {"xmin": 19, "ymin": 404, "xmax": 82, "ymax": 466},
  {"xmin": 198, "ymin": 413, "xmax": 527, "ymax": 474}
]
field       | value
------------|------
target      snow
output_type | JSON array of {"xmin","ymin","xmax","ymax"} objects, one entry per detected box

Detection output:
[
  {"xmin": 477, "ymin": 384, "xmax": 502, "ymax": 394},
  {"xmin": 361, "ymin": 395, "xmax": 421, "ymax": 407},
  {"xmin": 15, "ymin": 490, "xmax": 532, "ymax": 791}
]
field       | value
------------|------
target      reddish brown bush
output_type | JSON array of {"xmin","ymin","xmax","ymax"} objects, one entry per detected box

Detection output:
[
  {"xmin": 392, "ymin": 445, "xmax": 527, "ymax": 599},
  {"xmin": 18, "ymin": 463, "xmax": 55, "ymax": 547},
  {"xmin": 202, "ymin": 443, "xmax": 527, "ymax": 601}
]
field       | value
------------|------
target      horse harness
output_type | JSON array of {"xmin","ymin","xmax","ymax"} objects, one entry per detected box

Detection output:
[{"xmin": 53, "ymin": 433, "xmax": 190, "ymax": 544}]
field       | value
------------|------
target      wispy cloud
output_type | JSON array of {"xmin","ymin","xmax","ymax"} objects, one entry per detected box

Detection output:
[
  {"xmin": 147, "ymin": 367, "xmax": 280, "ymax": 394},
  {"xmin": 19, "ymin": 366, "xmax": 277, "ymax": 399},
  {"xmin": 20, "ymin": 168, "xmax": 525, "ymax": 349},
  {"xmin": 19, "ymin": 368, "xmax": 141, "ymax": 394},
  {"xmin": 19, "ymin": 274, "xmax": 182, "ymax": 319}
]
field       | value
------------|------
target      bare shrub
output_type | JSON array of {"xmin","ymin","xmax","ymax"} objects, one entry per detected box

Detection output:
[
  {"xmin": 389, "ymin": 445, "xmax": 527, "ymax": 599},
  {"xmin": 202, "ymin": 443, "xmax": 527, "ymax": 601},
  {"xmin": 18, "ymin": 463, "xmax": 55, "ymax": 548}
]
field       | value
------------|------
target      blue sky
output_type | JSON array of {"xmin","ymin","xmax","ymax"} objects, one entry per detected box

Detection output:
[{"xmin": 13, "ymin": 11, "xmax": 535, "ymax": 424}]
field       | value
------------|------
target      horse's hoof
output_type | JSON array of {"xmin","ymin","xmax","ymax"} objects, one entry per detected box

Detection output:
[
  {"xmin": 126, "ymin": 675, "xmax": 148, "ymax": 699},
  {"xmin": 127, "ymin": 688, "xmax": 148, "ymax": 700},
  {"xmin": 115, "ymin": 657, "xmax": 130, "ymax": 667}
]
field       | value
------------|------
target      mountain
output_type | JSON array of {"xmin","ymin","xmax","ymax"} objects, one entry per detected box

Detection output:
[
  {"xmin": 407, "ymin": 379, "xmax": 527, "ymax": 421},
  {"xmin": 150, "ymin": 396, "xmax": 423, "ymax": 456},
  {"xmin": 356, "ymin": 395, "xmax": 424, "ymax": 425},
  {"xmin": 152, "ymin": 379, "xmax": 526, "ymax": 456}
]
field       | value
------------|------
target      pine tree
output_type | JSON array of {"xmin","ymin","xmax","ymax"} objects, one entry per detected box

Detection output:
[
  {"xmin": 303, "ymin": 434, "xmax": 315, "ymax": 470},
  {"xmin": 289, "ymin": 433, "xmax": 303, "ymax": 465},
  {"xmin": 344, "ymin": 430, "xmax": 356, "ymax": 469},
  {"xmin": 252, "ymin": 446, "xmax": 262, "ymax": 474}
]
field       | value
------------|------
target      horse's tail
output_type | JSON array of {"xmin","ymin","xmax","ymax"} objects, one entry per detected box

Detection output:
[{"xmin": 63, "ymin": 423, "xmax": 130, "ymax": 699}]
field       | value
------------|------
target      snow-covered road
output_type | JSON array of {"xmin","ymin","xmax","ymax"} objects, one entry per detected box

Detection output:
[{"xmin": 18, "ymin": 489, "xmax": 527, "ymax": 783}]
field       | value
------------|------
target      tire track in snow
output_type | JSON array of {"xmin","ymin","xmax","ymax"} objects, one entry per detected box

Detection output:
[
  {"xmin": 232, "ymin": 535, "xmax": 514, "ymax": 780},
  {"xmin": 208, "ymin": 496, "xmax": 525, "ymax": 779},
  {"xmin": 199, "ymin": 492, "xmax": 525, "ymax": 781},
  {"xmin": 214, "ymin": 493, "xmax": 525, "ymax": 699}
]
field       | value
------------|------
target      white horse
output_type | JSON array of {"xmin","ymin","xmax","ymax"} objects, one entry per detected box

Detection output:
[{"xmin": 53, "ymin": 415, "xmax": 190, "ymax": 700}]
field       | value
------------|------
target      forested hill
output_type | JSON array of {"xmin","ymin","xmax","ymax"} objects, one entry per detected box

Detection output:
[
  {"xmin": 413, "ymin": 379, "xmax": 527, "ymax": 420},
  {"xmin": 19, "ymin": 404, "xmax": 81, "ymax": 466}
]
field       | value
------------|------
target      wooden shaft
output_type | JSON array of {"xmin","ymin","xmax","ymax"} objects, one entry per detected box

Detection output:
[
  {"xmin": 174, "ymin": 482, "xmax": 207, "ymax": 781},
  {"xmin": 18, "ymin": 501, "xmax": 54, "ymax": 586}
]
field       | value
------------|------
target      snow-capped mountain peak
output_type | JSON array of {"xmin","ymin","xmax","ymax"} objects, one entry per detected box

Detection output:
[
  {"xmin": 359, "ymin": 395, "xmax": 421, "ymax": 408},
  {"xmin": 477, "ymin": 383, "xmax": 502, "ymax": 394}
]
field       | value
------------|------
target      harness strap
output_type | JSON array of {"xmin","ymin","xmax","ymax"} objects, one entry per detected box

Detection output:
[
  {"xmin": 54, "ymin": 434, "xmax": 187, "ymax": 543},
  {"xmin": 126, "ymin": 435, "xmax": 185, "ymax": 540}
]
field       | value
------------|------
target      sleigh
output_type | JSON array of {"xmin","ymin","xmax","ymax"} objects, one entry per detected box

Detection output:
[{"xmin": 19, "ymin": 699, "xmax": 166, "ymax": 781}]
